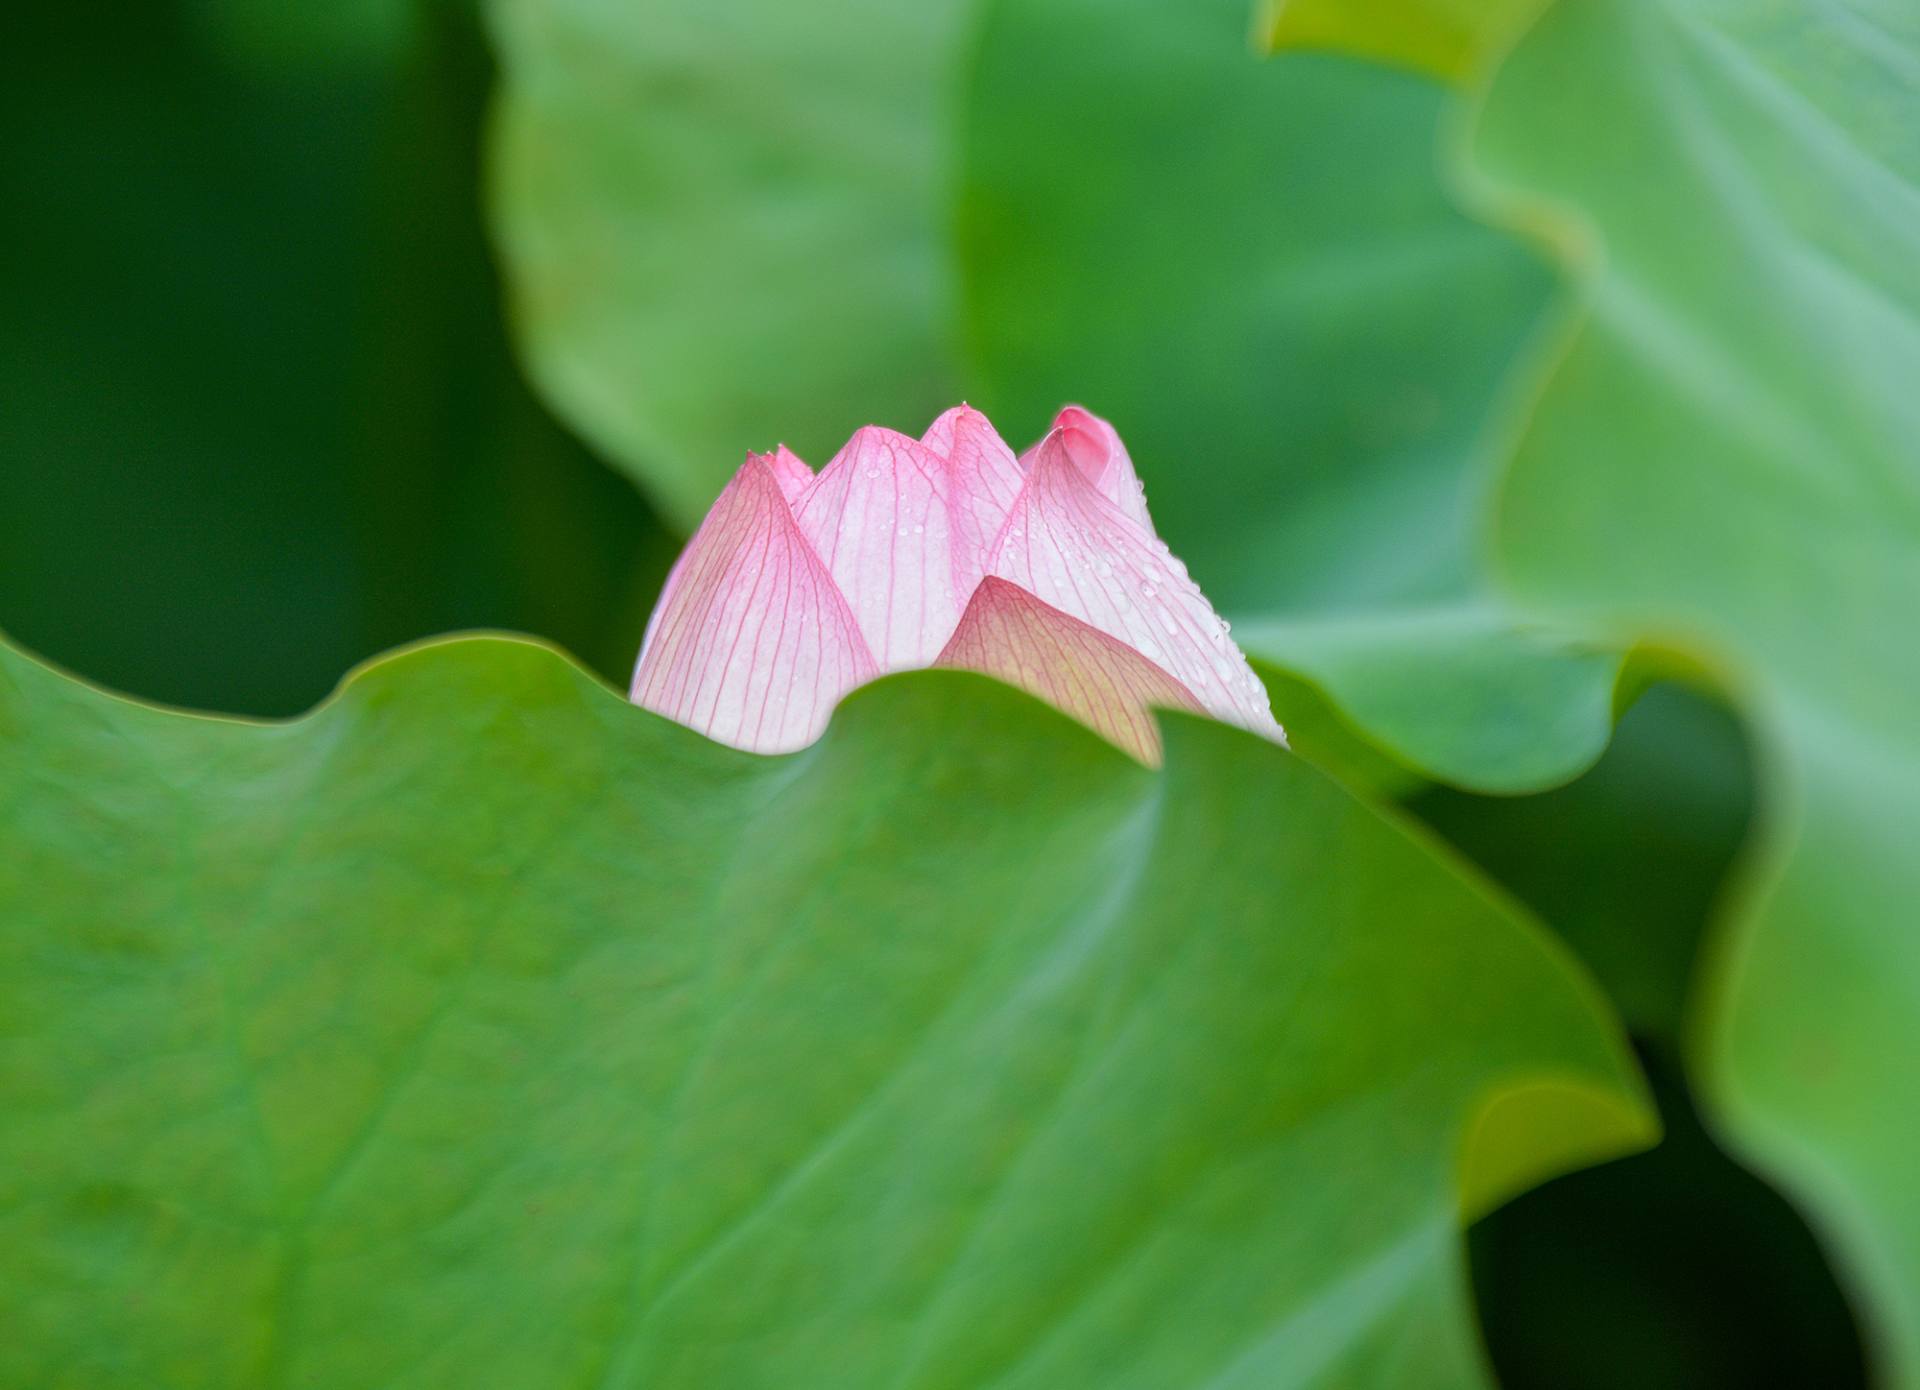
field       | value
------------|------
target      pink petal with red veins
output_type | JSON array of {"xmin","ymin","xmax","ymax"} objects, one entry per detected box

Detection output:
[
  {"xmin": 1051, "ymin": 405, "xmax": 1157, "ymax": 535},
  {"xmin": 631, "ymin": 455, "xmax": 878, "ymax": 754},
  {"xmin": 792, "ymin": 426, "xmax": 963, "ymax": 669},
  {"xmin": 793, "ymin": 416, "xmax": 1024, "ymax": 670},
  {"xmin": 762, "ymin": 444, "xmax": 813, "ymax": 504},
  {"xmin": 988, "ymin": 429, "xmax": 1284, "ymax": 741},
  {"xmin": 921, "ymin": 404, "xmax": 1025, "ymax": 594},
  {"xmin": 936, "ymin": 577, "xmax": 1202, "ymax": 765}
]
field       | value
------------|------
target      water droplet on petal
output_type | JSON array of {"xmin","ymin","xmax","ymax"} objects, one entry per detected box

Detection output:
[{"xmin": 1140, "ymin": 582, "xmax": 1156, "ymax": 599}]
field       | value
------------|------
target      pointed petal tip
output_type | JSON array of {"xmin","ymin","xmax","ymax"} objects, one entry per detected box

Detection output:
[
  {"xmin": 631, "ymin": 451, "xmax": 877, "ymax": 754},
  {"xmin": 753, "ymin": 443, "xmax": 814, "ymax": 503}
]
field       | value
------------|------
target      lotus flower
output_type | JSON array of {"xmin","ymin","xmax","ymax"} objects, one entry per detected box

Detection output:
[{"xmin": 631, "ymin": 405, "xmax": 1284, "ymax": 763}]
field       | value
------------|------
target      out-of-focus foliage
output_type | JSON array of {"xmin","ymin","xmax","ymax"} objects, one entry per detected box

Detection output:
[
  {"xmin": 1466, "ymin": 0, "xmax": 1920, "ymax": 1373},
  {"xmin": 1417, "ymin": 684, "xmax": 1753, "ymax": 1043},
  {"xmin": 0, "ymin": 3, "xmax": 672, "ymax": 717},
  {"xmin": 958, "ymin": 0, "xmax": 1622, "ymax": 795},
  {"xmin": 0, "ymin": 637, "xmax": 1648, "ymax": 1388},
  {"xmin": 487, "ymin": 0, "xmax": 1625, "ymax": 795},
  {"xmin": 487, "ymin": 0, "xmax": 973, "ymax": 530},
  {"xmin": 1255, "ymin": 0, "xmax": 1537, "ymax": 80},
  {"xmin": 1475, "ymin": 1050, "xmax": 1868, "ymax": 1389},
  {"xmin": 1268, "ymin": 0, "xmax": 1920, "ymax": 1370}
]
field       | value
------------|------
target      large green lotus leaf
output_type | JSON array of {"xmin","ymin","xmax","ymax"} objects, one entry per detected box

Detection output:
[
  {"xmin": 485, "ymin": 0, "xmax": 973, "ymax": 530},
  {"xmin": 957, "ymin": 0, "xmax": 1620, "ymax": 792},
  {"xmin": 0, "ymin": 634, "xmax": 1649, "ymax": 1387},
  {"xmin": 1433, "ymin": 0, "xmax": 1920, "ymax": 1373}
]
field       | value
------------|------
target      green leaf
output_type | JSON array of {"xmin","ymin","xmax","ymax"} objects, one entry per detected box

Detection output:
[
  {"xmin": 1255, "ymin": 0, "xmax": 1543, "ymax": 81},
  {"xmin": 0, "ymin": 634, "xmax": 1650, "ymax": 1387},
  {"xmin": 485, "ymin": 0, "xmax": 975, "ymax": 531},
  {"xmin": 1451, "ymin": 0, "xmax": 1920, "ymax": 1373},
  {"xmin": 957, "ymin": 0, "xmax": 1620, "ymax": 792},
  {"xmin": 1416, "ymin": 682, "xmax": 1755, "ymax": 1043}
]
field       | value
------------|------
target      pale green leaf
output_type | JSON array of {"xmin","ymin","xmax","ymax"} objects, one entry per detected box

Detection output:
[
  {"xmin": 958, "ymin": 0, "xmax": 1621, "ymax": 792},
  {"xmin": 1456, "ymin": 0, "xmax": 1920, "ymax": 1372},
  {"xmin": 485, "ymin": 0, "xmax": 974, "ymax": 530}
]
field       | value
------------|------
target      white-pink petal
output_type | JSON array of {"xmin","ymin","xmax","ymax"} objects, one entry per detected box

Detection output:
[
  {"xmin": 631, "ymin": 455, "xmax": 878, "ymax": 753},
  {"xmin": 791, "ymin": 412, "xmax": 1026, "ymax": 671},
  {"xmin": 1052, "ymin": 405, "xmax": 1157, "ymax": 536},
  {"xmin": 937, "ymin": 577, "xmax": 1202, "ymax": 765},
  {"xmin": 921, "ymin": 404, "xmax": 1025, "ymax": 599},
  {"xmin": 987, "ymin": 429, "xmax": 1283, "ymax": 741},
  {"xmin": 791, "ymin": 426, "xmax": 967, "ymax": 669},
  {"xmin": 763, "ymin": 443, "xmax": 814, "ymax": 504}
]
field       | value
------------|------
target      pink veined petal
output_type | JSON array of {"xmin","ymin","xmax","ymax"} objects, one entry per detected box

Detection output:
[
  {"xmin": 936, "ymin": 577, "xmax": 1203, "ymax": 765},
  {"xmin": 1052, "ymin": 404, "xmax": 1157, "ymax": 536},
  {"xmin": 791, "ymin": 426, "xmax": 963, "ymax": 669},
  {"xmin": 632, "ymin": 455, "xmax": 879, "ymax": 754},
  {"xmin": 987, "ymin": 429, "xmax": 1284, "ymax": 741},
  {"xmin": 921, "ymin": 404, "xmax": 1025, "ymax": 598},
  {"xmin": 763, "ymin": 444, "xmax": 814, "ymax": 504}
]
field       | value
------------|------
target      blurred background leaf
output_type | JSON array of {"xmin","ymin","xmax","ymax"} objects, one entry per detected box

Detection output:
[
  {"xmin": 487, "ymin": 0, "xmax": 1624, "ymax": 795},
  {"xmin": 0, "ymin": 1, "xmax": 672, "ymax": 717},
  {"xmin": 486, "ymin": 0, "xmax": 974, "ymax": 529},
  {"xmin": 957, "ymin": 0, "xmax": 1623, "ymax": 795},
  {"xmin": 1460, "ymin": 0, "xmax": 1920, "ymax": 1374},
  {"xmin": 1267, "ymin": 0, "xmax": 1920, "ymax": 1371},
  {"xmin": 1255, "ymin": 0, "xmax": 1540, "ymax": 80},
  {"xmin": 1424, "ymin": 682, "xmax": 1869, "ymax": 1386}
]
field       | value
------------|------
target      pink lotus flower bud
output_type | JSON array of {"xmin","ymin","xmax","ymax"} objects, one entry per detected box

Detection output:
[{"xmin": 631, "ymin": 405, "xmax": 1284, "ymax": 763}]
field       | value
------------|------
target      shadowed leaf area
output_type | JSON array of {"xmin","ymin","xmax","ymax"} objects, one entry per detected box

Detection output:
[
  {"xmin": 1418, "ymin": 683, "xmax": 1868, "ymax": 1385},
  {"xmin": 0, "ymin": 2, "xmax": 672, "ymax": 717}
]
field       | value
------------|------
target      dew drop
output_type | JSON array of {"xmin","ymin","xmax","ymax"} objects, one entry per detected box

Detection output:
[{"xmin": 1140, "ymin": 582, "xmax": 1157, "ymax": 599}]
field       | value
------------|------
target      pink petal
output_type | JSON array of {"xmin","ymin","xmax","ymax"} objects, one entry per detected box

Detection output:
[
  {"xmin": 988, "ymin": 429, "xmax": 1283, "ymax": 740},
  {"xmin": 921, "ymin": 404, "xmax": 1025, "ymax": 591},
  {"xmin": 1017, "ymin": 406, "xmax": 1158, "ymax": 535},
  {"xmin": 1051, "ymin": 405, "xmax": 1157, "ymax": 535},
  {"xmin": 632, "ymin": 455, "xmax": 879, "ymax": 753},
  {"xmin": 793, "ymin": 415, "xmax": 1023, "ymax": 670},
  {"xmin": 791, "ymin": 427, "xmax": 960, "ymax": 669},
  {"xmin": 763, "ymin": 444, "xmax": 814, "ymax": 504},
  {"xmin": 936, "ymin": 577, "xmax": 1202, "ymax": 765}
]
